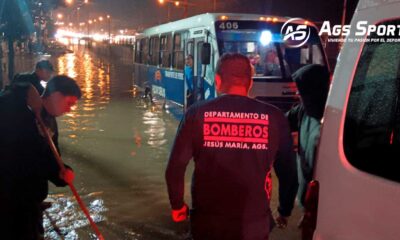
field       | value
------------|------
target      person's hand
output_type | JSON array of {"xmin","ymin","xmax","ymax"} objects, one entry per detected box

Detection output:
[
  {"xmin": 62, "ymin": 168, "xmax": 75, "ymax": 185},
  {"xmin": 275, "ymin": 214, "xmax": 289, "ymax": 229},
  {"xmin": 171, "ymin": 203, "xmax": 189, "ymax": 222}
]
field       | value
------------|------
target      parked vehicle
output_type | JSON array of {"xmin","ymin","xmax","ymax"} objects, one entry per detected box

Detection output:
[
  {"xmin": 303, "ymin": 0, "xmax": 400, "ymax": 239},
  {"xmin": 45, "ymin": 41, "xmax": 73, "ymax": 55}
]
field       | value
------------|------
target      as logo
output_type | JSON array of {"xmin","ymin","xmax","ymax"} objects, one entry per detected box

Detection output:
[{"xmin": 281, "ymin": 18, "xmax": 311, "ymax": 48}]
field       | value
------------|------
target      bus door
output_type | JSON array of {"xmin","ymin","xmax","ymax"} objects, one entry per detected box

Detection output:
[
  {"xmin": 184, "ymin": 40, "xmax": 195, "ymax": 108},
  {"xmin": 193, "ymin": 38, "xmax": 205, "ymax": 102},
  {"xmin": 185, "ymin": 28, "xmax": 208, "ymax": 108}
]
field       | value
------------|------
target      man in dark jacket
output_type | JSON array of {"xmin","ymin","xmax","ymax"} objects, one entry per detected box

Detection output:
[
  {"xmin": 12, "ymin": 60, "xmax": 54, "ymax": 95},
  {"xmin": 0, "ymin": 75, "xmax": 81, "ymax": 240},
  {"xmin": 286, "ymin": 64, "xmax": 330, "ymax": 219},
  {"xmin": 166, "ymin": 53, "xmax": 298, "ymax": 240}
]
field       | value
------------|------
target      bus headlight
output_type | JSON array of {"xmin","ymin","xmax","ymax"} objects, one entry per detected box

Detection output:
[{"xmin": 260, "ymin": 30, "xmax": 272, "ymax": 46}]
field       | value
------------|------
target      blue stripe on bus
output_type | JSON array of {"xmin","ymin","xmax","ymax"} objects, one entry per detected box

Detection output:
[
  {"xmin": 135, "ymin": 64, "xmax": 185, "ymax": 106},
  {"xmin": 134, "ymin": 64, "xmax": 216, "ymax": 106}
]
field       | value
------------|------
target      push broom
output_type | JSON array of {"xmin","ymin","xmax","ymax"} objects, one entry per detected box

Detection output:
[{"xmin": 27, "ymin": 86, "xmax": 105, "ymax": 240}]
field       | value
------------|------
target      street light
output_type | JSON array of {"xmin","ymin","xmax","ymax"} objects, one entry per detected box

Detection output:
[
  {"xmin": 87, "ymin": 20, "xmax": 93, "ymax": 35},
  {"xmin": 107, "ymin": 15, "xmax": 111, "ymax": 43},
  {"xmin": 65, "ymin": 0, "xmax": 73, "ymax": 5},
  {"xmin": 57, "ymin": 13, "xmax": 63, "ymax": 19},
  {"xmin": 157, "ymin": 0, "xmax": 193, "ymax": 19},
  {"xmin": 77, "ymin": 7, "xmax": 81, "ymax": 27},
  {"xmin": 99, "ymin": 16, "xmax": 104, "ymax": 21}
]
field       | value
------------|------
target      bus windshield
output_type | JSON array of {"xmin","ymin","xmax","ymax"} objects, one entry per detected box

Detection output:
[{"xmin": 216, "ymin": 21, "xmax": 326, "ymax": 79}]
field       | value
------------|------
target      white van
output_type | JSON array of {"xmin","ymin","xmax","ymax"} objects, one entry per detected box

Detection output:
[{"xmin": 303, "ymin": 0, "xmax": 400, "ymax": 239}]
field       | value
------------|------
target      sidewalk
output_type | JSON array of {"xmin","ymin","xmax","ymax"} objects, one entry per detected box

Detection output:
[{"xmin": 0, "ymin": 51, "xmax": 49, "ymax": 88}]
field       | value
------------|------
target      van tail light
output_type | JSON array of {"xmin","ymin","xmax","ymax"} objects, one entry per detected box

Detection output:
[{"xmin": 302, "ymin": 180, "xmax": 320, "ymax": 240}]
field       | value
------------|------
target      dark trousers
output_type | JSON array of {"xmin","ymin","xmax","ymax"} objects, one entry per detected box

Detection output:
[
  {"xmin": 0, "ymin": 202, "xmax": 44, "ymax": 240},
  {"xmin": 187, "ymin": 89, "xmax": 195, "ymax": 107},
  {"xmin": 190, "ymin": 213, "xmax": 271, "ymax": 240}
]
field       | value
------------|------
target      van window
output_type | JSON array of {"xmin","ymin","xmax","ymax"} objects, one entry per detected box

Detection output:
[{"xmin": 343, "ymin": 19, "xmax": 400, "ymax": 182}]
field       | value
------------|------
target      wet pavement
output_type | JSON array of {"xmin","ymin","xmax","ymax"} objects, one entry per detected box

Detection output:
[{"xmin": 5, "ymin": 45, "xmax": 301, "ymax": 240}]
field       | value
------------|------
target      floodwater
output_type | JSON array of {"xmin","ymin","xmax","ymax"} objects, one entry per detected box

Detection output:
[
  {"xmin": 7, "ymin": 45, "xmax": 301, "ymax": 239},
  {"xmin": 48, "ymin": 45, "xmax": 188, "ymax": 240}
]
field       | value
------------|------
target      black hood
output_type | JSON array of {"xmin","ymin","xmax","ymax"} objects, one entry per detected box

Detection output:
[{"xmin": 292, "ymin": 64, "xmax": 330, "ymax": 120}]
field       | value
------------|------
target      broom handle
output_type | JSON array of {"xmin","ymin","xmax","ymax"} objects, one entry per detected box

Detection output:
[{"xmin": 36, "ymin": 115, "xmax": 105, "ymax": 240}]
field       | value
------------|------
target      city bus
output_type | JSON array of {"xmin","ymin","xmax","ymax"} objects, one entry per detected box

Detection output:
[{"xmin": 133, "ymin": 13, "xmax": 328, "ymax": 112}]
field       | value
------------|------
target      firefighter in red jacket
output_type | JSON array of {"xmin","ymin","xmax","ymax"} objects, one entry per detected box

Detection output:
[{"xmin": 166, "ymin": 53, "xmax": 298, "ymax": 240}]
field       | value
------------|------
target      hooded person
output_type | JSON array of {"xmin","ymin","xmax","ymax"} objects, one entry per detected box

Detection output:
[
  {"xmin": 0, "ymin": 75, "xmax": 80, "ymax": 239},
  {"xmin": 286, "ymin": 64, "xmax": 330, "ymax": 219},
  {"xmin": 11, "ymin": 60, "xmax": 54, "ymax": 95}
]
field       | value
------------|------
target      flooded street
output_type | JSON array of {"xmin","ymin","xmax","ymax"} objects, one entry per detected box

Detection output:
[
  {"xmin": 7, "ymin": 45, "xmax": 301, "ymax": 240},
  {"xmin": 49, "ymin": 45, "xmax": 187, "ymax": 239},
  {"xmin": 4, "ymin": 0, "xmax": 392, "ymax": 239}
]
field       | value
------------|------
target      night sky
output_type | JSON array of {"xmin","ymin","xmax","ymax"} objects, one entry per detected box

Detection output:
[{"xmin": 60, "ymin": 0, "xmax": 359, "ymax": 31}]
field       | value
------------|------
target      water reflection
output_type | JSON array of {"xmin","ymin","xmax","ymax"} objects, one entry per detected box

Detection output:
[
  {"xmin": 44, "ymin": 193, "xmax": 107, "ymax": 240},
  {"xmin": 143, "ymin": 110, "xmax": 167, "ymax": 148},
  {"xmin": 50, "ymin": 45, "xmax": 180, "ymax": 239},
  {"xmin": 56, "ymin": 48, "xmax": 111, "ymax": 139},
  {"xmin": 48, "ymin": 48, "xmax": 113, "ymax": 239}
]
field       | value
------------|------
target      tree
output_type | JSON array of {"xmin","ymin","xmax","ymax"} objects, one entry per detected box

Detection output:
[
  {"xmin": 1, "ymin": 0, "xmax": 34, "ymax": 84},
  {"xmin": 0, "ymin": 0, "xmax": 5, "ymax": 89},
  {"xmin": 0, "ymin": 0, "xmax": 64, "ymax": 88}
]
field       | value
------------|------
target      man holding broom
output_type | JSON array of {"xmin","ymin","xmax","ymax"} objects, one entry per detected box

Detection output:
[{"xmin": 0, "ymin": 75, "xmax": 81, "ymax": 239}]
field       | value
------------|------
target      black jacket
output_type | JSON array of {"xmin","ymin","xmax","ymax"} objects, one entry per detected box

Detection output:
[
  {"xmin": 0, "ymin": 83, "xmax": 66, "ymax": 207},
  {"xmin": 12, "ymin": 72, "xmax": 45, "ymax": 95},
  {"xmin": 166, "ymin": 95, "xmax": 298, "ymax": 232},
  {"xmin": 286, "ymin": 64, "xmax": 330, "ymax": 206}
]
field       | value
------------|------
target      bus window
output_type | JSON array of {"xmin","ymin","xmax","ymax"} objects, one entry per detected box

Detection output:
[
  {"xmin": 135, "ymin": 40, "xmax": 141, "ymax": 63},
  {"xmin": 216, "ymin": 21, "xmax": 324, "ymax": 80},
  {"xmin": 160, "ymin": 34, "xmax": 172, "ymax": 68},
  {"xmin": 187, "ymin": 41, "xmax": 194, "ymax": 56},
  {"xmin": 150, "ymin": 36, "xmax": 160, "ymax": 66},
  {"xmin": 141, "ymin": 38, "xmax": 149, "ymax": 64},
  {"xmin": 282, "ymin": 43, "xmax": 325, "ymax": 76},
  {"xmin": 173, "ymin": 32, "xmax": 187, "ymax": 70},
  {"xmin": 343, "ymin": 19, "xmax": 400, "ymax": 183}
]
